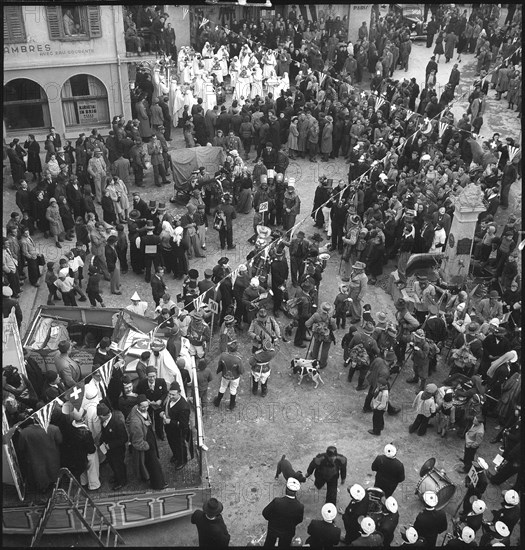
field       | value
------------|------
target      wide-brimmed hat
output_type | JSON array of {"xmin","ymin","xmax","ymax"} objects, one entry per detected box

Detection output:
[
  {"xmin": 257, "ymin": 225, "xmax": 272, "ymax": 239},
  {"xmin": 191, "ymin": 309, "xmax": 204, "ymax": 320},
  {"xmin": 320, "ymin": 302, "xmax": 332, "ymax": 313},
  {"xmin": 376, "ymin": 312, "xmax": 387, "ymax": 325},
  {"xmin": 150, "ymin": 338, "xmax": 166, "ymax": 352},
  {"xmin": 129, "ymin": 209, "xmax": 141, "ymax": 220},
  {"xmin": 224, "ymin": 315, "xmax": 236, "ymax": 325},
  {"xmin": 352, "ymin": 261, "xmax": 366, "ymax": 270},
  {"xmin": 413, "ymin": 329, "xmax": 425, "ymax": 339},
  {"xmin": 363, "ymin": 322, "xmax": 375, "ymax": 334},
  {"xmin": 203, "ymin": 498, "xmax": 223, "ymax": 517}
]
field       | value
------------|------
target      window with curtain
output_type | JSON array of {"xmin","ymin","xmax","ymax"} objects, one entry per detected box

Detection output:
[
  {"xmin": 3, "ymin": 79, "xmax": 51, "ymax": 130},
  {"xmin": 61, "ymin": 74, "xmax": 110, "ymax": 127}
]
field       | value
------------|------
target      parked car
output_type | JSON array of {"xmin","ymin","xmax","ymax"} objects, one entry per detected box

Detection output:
[{"xmin": 393, "ymin": 4, "xmax": 427, "ymax": 40}]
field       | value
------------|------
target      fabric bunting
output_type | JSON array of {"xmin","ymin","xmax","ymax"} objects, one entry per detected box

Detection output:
[
  {"xmin": 182, "ymin": 7, "xmax": 189, "ymax": 19},
  {"xmin": 508, "ymin": 146, "xmax": 520, "ymax": 163},
  {"xmin": 193, "ymin": 294, "xmax": 206, "ymax": 312},
  {"xmin": 97, "ymin": 358, "xmax": 115, "ymax": 397},
  {"xmin": 318, "ymin": 72, "xmax": 326, "ymax": 86},
  {"xmin": 34, "ymin": 400, "xmax": 55, "ymax": 432},
  {"xmin": 199, "ymin": 18, "xmax": 209, "ymax": 29},
  {"xmin": 375, "ymin": 96, "xmax": 385, "ymax": 111},
  {"xmin": 438, "ymin": 122, "xmax": 448, "ymax": 138},
  {"xmin": 405, "ymin": 109, "xmax": 415, "ymax": 121}
]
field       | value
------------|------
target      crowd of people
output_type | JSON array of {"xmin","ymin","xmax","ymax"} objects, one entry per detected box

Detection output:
[{"xmin": 2, "ymin": 3, "xmax": 522, "ymax": 547}]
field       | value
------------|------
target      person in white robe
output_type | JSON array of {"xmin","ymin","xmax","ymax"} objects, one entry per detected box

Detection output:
[
  {"xmin": 239, "ymin": 44, "xmax": 252, "ymax": 67},
  {"xmin": 211, "ymin": 56, "xmax": 223, "ymax": 84},
  {"xmin": 182, "ymin": 88, "xmax": 195, "ymax": 114},
  {"xmin": 251, "ymin": 64, "xmax": 264, "ymax": 99},
  {"xmin": 229, "ymin": 56, "xmax": 240, "ymax": 90},
  {"xmin": 265, "ymin": 69, "xmax": 280, "ymax": 98},
  {"xmin": 170, "ymin": 78, "xmax": 185, "ymax": 128},
  {"xmin": 202, "ymin": 74, "xmax": 217, "ymax": 113},
  {"xmin": 182, "ymin": 60, "xmax": 193, "ymax": 85},
  {"xmin": 202, "ymin": 42, "xmax": 214, "ymax": 72},
  {"xmin": 262, "ymin": 49, "xmax": 277, "ymax": 79},
  {"xmin": 218, "ymin": 45, "xmax": 229, "ymax": 78},
  {"xmin": 235, "ymin": 67, "xmax": 252, "ymax": 101},
  {"xmin": 193, "ymin": 53, "xmax": 203, "ymax": 75},
  {"xmin": 193, "ymin": 72, "xmax": 205, "ymax": 102}
]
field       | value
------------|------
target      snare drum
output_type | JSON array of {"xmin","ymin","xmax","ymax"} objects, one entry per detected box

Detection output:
[{"xmin": 416, "ymin": 458, "xmax": 457, "ymax": 510}]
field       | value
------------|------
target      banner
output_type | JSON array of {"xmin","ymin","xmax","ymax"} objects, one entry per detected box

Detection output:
[
  {"xmin": 508, "ymin": 145, "xmax": 520, "ymax": 163},
  {"xmin": 405, "ymin": 109, "xmax": 414, "ymax": 121},
  {"xmin": 438, "ymin": 122, "xmax": 448, "ymax": 138},
  {"xmin": 34, "ymin": 400, "xmax": 55, "ymax": 433},
  {"xmin": 318, "ymin": 72, "xmax": 326, "ymax": 87},
  {"xmin": 97, "ymin": 358, "xmax": 115, "ymax": 398},
  {"xmin": 65, "ymin": 381, "xmax": 85, "ymax": 411},
  {"xmin": 375, "ymin": 96, "xmax": 385, "ymax": 112}
]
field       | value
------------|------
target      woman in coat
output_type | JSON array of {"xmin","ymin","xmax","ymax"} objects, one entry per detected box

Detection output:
[
  {"xmin": 495, "ymin": 64, "xmax": 510, "ymax": 100},
  {"xmin": 45, "ymin": 198, "xmax": 65, "ymax": 247},
  {"xmin": 296, "ymin": 113, "xmax": 308, "ymax": 158},
  {"xmin": 136, "ymin": 98, "xmax": 152, "ymax": 141},
  {"xmin": 507, "ymin": 72, "xmax": 520, "ymax": 110},
  {"xmin": 23, "ymin": 134, "xmax": 42, "ymax": 181},
  {"xmin": 282, "ymin": 182, "xmax": 301, "ymax": 230},
  {"xmin": 433, "ymin": 31, "xmax": 444, "ymax": 62},
  {"xmin": 32, "ymin": 188, "xmax": 50, "ymax": 236},
  {"xmin": 287, "ymin": 117, "xmax": 299, "ymax": 159},
  {"xmin": 58, "ymin": 195, "xmax": 75, "ymax": 240},
  {"xmin": 126, "ymin": 398, "xmax": 166, "ymax": 490},
  {"xmin": 320, "ymin": 117, "xmax": 333, "ymax": 162},
  {"xmin": 444, "ymin": 31, "xmax": 457, "ymax": 62}
]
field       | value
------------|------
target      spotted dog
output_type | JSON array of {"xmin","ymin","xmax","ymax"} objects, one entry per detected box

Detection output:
[{"xmin": 290, "ymin": 358, "xmax": 325, "ymax": 388}]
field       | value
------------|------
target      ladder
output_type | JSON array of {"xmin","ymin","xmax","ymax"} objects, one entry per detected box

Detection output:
[{"xmin": 30, "ymin": 468, "xmax": 125, "ymax": 547}]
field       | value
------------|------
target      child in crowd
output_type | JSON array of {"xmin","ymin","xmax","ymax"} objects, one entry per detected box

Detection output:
[
  {"xmin": 333, "ymin": 284, "xmax": 350, "ymax": 330},
  {"xmin": 436, "ymin": 388, "xmax": 456, "ymax": 438},
  {"xmin": 196, "ymin": 358, "xmax": 213, "ymax": 407},
  {"xmin": 44, "ymin": 261, "xmax": 60, "ymax": 305}
]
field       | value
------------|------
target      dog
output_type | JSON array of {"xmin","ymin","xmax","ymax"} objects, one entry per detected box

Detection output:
[
  {"xmin": 362, "ymin": 304, "xmax": 375, "ymax": 327},
  {"xmin": 275, "ymin": 454, "xmax": 307, "ymax": 483},
  {"xmin": 290, "ymin": 358, "xmax": 325, "ymax": 388}
]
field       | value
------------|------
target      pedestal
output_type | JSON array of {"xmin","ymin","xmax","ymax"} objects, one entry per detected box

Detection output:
[{"xmin": 440, "ymin": 205, "xmax": 486, "ymax": 286}]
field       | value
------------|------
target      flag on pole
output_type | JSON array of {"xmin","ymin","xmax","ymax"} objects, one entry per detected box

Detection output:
[
  {"xmin": 182, "ymin": 7, "xmax": 189, "ymax": 19},
  {"xmin": 34, "ymin": 401, "xmax": 55, "ymax": 432},
  {"xmin": 318, "ymin": 72, "xmax": 326, "ymax": 87},
  {"xmin": 193, "ymin": 294, "xmax": 206, "ymax": 312},
  {"xmin": 375, "ymin": 96, "xmax": 386, "ymax": 111},
  {"xmin": 199, "ymin": 18, "xmax": 209, "ymax": 29},
  {"xmin": 508, "ymin": 146, "xmax": 520, "ymax": 163},
  {"xmin": 438, "ymin": 122, "xmax": 448, "ymax": 138},
  {"xmin": 405, "ymin": 109, "xmax": 414, "ymax": 121},
  {"xmin": 229, "ymin": 266, "xmax": 241, "ymax": 285}
]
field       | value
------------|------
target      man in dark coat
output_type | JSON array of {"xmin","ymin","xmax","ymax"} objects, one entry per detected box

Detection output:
[
  {"xmin": 306, "ymin": 503, "xmax": 341, "ymax": 550},
  {"xmin": 306, "ymin": 446, "xmax": 347, "ymax": 505},
  {"xmin": 413, "ymin": 490, "xmax": 448, "ymax": 547},
  {"xmin": 193, "ymin": 107, "xmax": 208, "ymax": 146},
  {"xmin": 371, "ymin": 443, "xmax": 406, "ymax": 497},
  {"xmin": 17, "ymin": 417, "xmax": 62, "ymax": 492},
  {"xmin": 262, "ymin": 477, "xmax": 304, "ymax": 547},
  {"xmin": 376, "ymin": 497, "xmax": 400, "ymax": 547},
  {"xmin": 97, "ymin": 402, "xmax": 128, "ymax": 490},
  {"xmin": 341, "ymin": 484, "xmax": 370, "ymax": 544},
  {"xmin": 160, "ymin": 381, "xmax": 192, "ymax": 470},
  {"xmin": 270, "ymin": 247, "xmax": 288, "ymax": 317},
  {"xmin": 136, "ymin": 367, "xmax": 168, "ymax": 440},
  {"xmin": 191, "ymin": 497, "xmax": 230, "ymax": 549}
]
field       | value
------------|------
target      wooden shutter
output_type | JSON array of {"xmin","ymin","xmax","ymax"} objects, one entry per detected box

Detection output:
[
  {"xmin": 4, "ymin": 6, "xmax": 27, "ymax": 44},
  {"xmin": 46, "ymin": 6, "xmax": 62, "ymax": 40},
  {"xmin": 87, "ymin": 6, "xmax": 102, "ymax": 38}
]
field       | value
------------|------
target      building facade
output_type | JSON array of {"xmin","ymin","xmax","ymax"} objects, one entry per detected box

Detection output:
[{"xmin": 3, "ymin": 5, "xmax": 191, "ymax": 142}]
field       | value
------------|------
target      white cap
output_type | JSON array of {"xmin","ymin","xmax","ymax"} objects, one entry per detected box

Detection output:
[
  {"xmin": 384, "ymin": 496, "xmax": 398, "ymax": 514},
  {"xmin": 379, "ymin": 172, "xmax": 388, "ymax": 180},
  {"xmin": 472, "ymin": 499, "xmax": 486, "ymax": 515},
  {"xmin": 131, "ymin": 291, "xmax": 141, "ymax": 301},
  {"xmin": 423, "ymin": 490, "xmax": 438, "ymax": 508},
  {"xmin": 84, "ymin": 382, "xmax": 98, "ymax": 400},
  {"xmin": 489, "ymin": 318, "xmax": 500, "ymax": 326},
  {"xmin": 59, "ymin": 268, "xmax": 70, "ymax": 277},
  {"xmin": 238, "ymin": 264, "xmax": 247, "ymax": 272},
  {"xmin": 287, "ymin": 178, "xmax": 296, "ymax": 188},
  {"xmin": 403, "ymin": 527, "xmax": 419, "ymax": 544},
  {"xmin": 461, "ymin": 526, "xmax": 475, "ymax": 544},
  {"xmin": 286, "ymin": 477, "xmax": 300, "ymax": 491},
  {"xmin": 507, "ymin": 350, "xmax": 518, "ymax": 363},
  {"xmin": 321, "ymin": 503, "xmax": 337, "ymax": 522},
  {"xmin": 504, "ymin": 489, "xmax": 519, "ymax": 506},
  {"xmin": 384, "ymin": 444, "xmax": 396, "ymax": 458},
  {"xmin": 250, "ymin": 277, "xmax": 260, "ymax": 287},
  {"xmin": 494, "ymin": 521, "xmax": 510, "ymax": 538},
  {"xmin": 360, "ymin": 517, "xmax": 375, "ymax": 535},
  {"xmin": 349, "ymin": 484, "xmax": 365, "ymax": 501}
]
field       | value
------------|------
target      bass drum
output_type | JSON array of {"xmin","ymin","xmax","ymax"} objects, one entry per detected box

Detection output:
[{"xmin": 416, "ymin": 458, "xmax": 457, "ymax": 511}]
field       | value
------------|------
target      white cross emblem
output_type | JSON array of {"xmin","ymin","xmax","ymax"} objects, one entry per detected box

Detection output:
[{"xmin": 70, "ymin": 386, "xmax": 82, "ymax": 401}]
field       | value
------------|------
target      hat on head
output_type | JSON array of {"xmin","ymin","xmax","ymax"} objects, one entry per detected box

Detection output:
[
  {"xmin": 349, "ymin": 484, "xmax": 365, "ymax": 501},
  {"xmin": 188, "ymin": 269, "xmax": 199, "ymax": 279},
  {"xmin": 321, "ymin": 503, "xmax": 337, "ymax": 522},
  {"xmin": 320, "ymin": 302, "xmax": 332, "ymax": 314},
  {"xmin": 489, "ymin": 318, "xmax": 500, "ymax": 327},
  {"xmin": 224, "ymin": 315, "xmax": 235, "ymax": 325},
  {"xmin": 257, "ymin": 308, "xmax": 268, "ymax": 318},
  {"xmin": 3, "ymin": 286, "xmax": 13, "ymax": 297},
  {"xmin": 489, "ymin": 290, "xmax": 500, "ymax": 298},
  {"xmin": 257, "ymin": 225, "xmax": 272, "ymax": 239},
  {"xmin": 376, "ymin": 312, "xmax": 387, "ymax": 325},
  {"xmin": 84, "ymin": 383, "xmax": 98, "ymax": 400},
  {"xmin": 363, "ymin": 321, "xmax": 375, "ymax": 334},
  {"xmin": 467, "ymin": 322, "xmax": 480, "ymax": 333},
  {"xmin": 96, "ymin": 403, "xmax": 111, "ymax": 416},
  {"xmin": 361, "ymin": 517, "xmax": 375, "ymax": 535},
  {"xmin": 384, "ymin": 444, "xmax": 397, "ymax": 458},
  {"xmin": 250, "ymin": 277, "xmax": 260, "ymax": 287},
  {"xmin": 386, "ymin": 324, "xmax": 397, "ymax": 337},
  {"xmin": 504, "ymin": 489, "xmax": 519, "ymax": 506},
  {"xmin": 423, "ymin": 490, "xmax": 438, "ymax": 508},
  {"xmin": 286, "ymin": 477, "xmax": 300, "ymax": 491},
  {"xmin": 203, "ymin": 498, "xmax": 224, "ymax": 517},
  {"xmin": 413, "ymin": 329, "xmax": 425, "ymax": 339},
  {"xmin": 218, "ymin": 257, "xmax": 229, "ymax": 266},
  {"xmin": 191, "ymin": 309, "xmax": 204, "ymax": 320},
  {"xmin": 129, "ymin": 209, "xmax": 141, "ymax": 220},
  {"xmin": 204, "ymin": 268, "xmax": 213, "ymax": 278},
  {"xmin": 401, "ymin": 526, "xmax": 419, "ymax": 544},
  {"xmin": 150, "ymin": 339, "xmax": 166, "ymax": 352},
  {"xmin": 137, "ymin": 394, "xmax": 148, "ymax": 404},
  {"xmin": 472, "ymin": 499, "xmax": 486, "ymax": 515},
  {"xmin": 238, "ymin": 264, "xmax": 248, "ymax": 272},
  {"xmin": 352, "ymin": 261, "xmax": 366, "ymax": 270},
  {"xmin": 149, "ymin": 200, "xmax": 156, "ymax": 208},
  {"xmin": 425, "ymin": 383, "xmax": 438, "ymax": 394},
  {"xmin": 494, "ymin": 522, "xmax": 510, "ymax": 538},
  {"xmin": 146, "ymin": 365, "xmax": 157, "ymax": 375},
  {"xmin": 131, "ymin": 291, "xmax": 141, "ymax": 301},
  {"xmin": 384, "ymin": 496, "xmax": 398, "ymax": 514},
  {"xmin": 169, "ymin": 381, "xmax": 181, "ymax": 392},
  {"xmin": 49, "ymin": 197, "xmax": 57, "ymax": 203}
]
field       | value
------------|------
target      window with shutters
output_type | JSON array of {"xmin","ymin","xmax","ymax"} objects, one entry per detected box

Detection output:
[
  {"xmin": 46, "ymin": 5, "xmax": 102, "ymax": 41},
  {"xmin": 4, "ymin": 6, "xmax": 27, "ymax": 44}
]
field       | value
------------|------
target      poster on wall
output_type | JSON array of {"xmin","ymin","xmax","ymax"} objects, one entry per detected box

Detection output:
[{"xmin": 77, "ymin": 102, "xmax": 98, "ymax": 123}]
